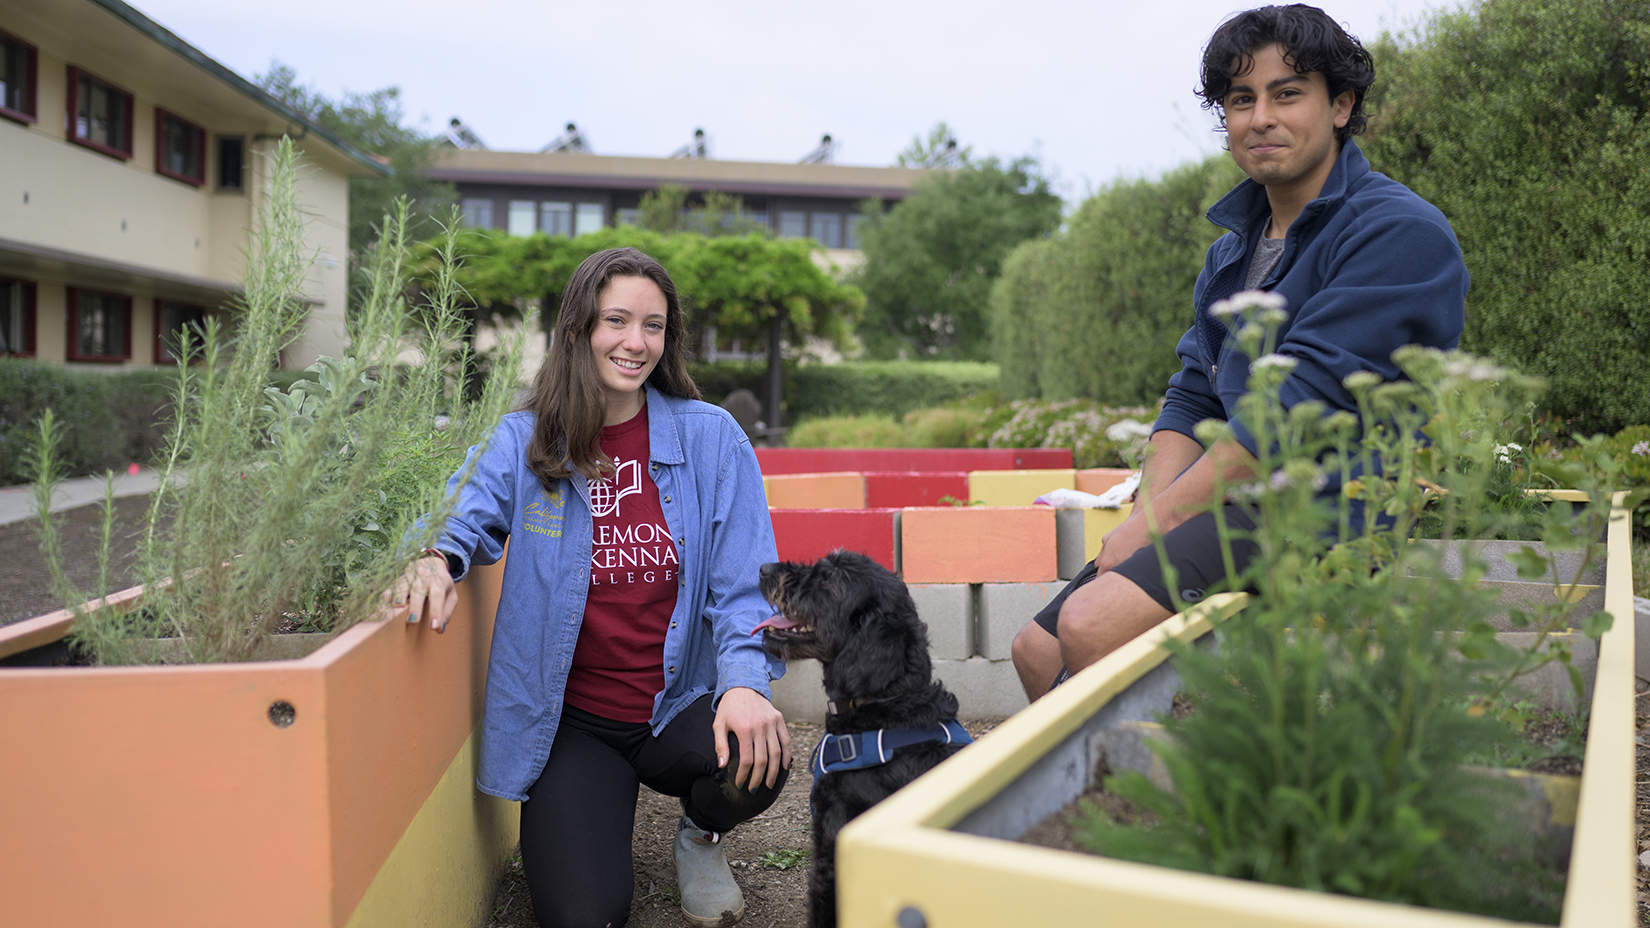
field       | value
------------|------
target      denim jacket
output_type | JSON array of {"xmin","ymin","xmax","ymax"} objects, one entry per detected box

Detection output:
[{"xmin": 434, "ymin": 387, "xmax": 782, "ymax": 801}]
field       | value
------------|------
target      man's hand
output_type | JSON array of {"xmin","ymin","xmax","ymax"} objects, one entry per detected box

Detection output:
[
  {"xmin": 383, "ymin": 553, "xmax": 458, "ymax": 631},
  {"xmin": 713, "ymin": 686, "xmax": 792, "ymax": 790}
]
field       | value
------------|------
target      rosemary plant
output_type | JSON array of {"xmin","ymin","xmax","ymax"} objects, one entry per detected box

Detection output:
[
  {"xmin": 29, "ymin": 139, "xmax": 525, "ymax": 664},
  {"xmin": 1079, "ymin": 292, "xmax": 1623, "ymax": 922}
]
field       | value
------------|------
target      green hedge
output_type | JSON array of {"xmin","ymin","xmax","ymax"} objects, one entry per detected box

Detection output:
[
  {"xmin": 0, "ymin": 360, "xmax": 181, "ymax": 485},
  {"xmin": 990, "ymin": 155, "xmax": 1242, "ymax": 405},
  {"xmin": 688, "ymin": 359, "xmax": 1000, "ymax": 423},
  {"xmin": 1359, "ymin": 0, "xmax": 1650, "ymax": 432}
]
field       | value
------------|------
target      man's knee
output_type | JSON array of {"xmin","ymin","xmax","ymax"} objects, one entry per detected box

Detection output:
[{"xmin": 1011, "ymin": 619, "xmax": 1055, "ymax": 669}]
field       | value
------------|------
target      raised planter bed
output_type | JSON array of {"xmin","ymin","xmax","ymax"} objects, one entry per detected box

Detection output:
[
  {"xmin": 834, "ymin": 494, "xmax": 1637, "ymax": 928},
  {"xmin": 0, "ymin": 559, "xmax": 516, "ymax": 928}
]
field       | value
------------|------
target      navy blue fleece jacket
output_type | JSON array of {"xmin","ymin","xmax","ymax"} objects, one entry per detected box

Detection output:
[{"xmin": 1153, "ymin": 140, "xmax": 1468, "ymax": 458}]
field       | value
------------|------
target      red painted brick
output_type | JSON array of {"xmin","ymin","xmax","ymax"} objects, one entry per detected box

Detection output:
[
  {"xmin": 864, "ymin": 471, "xmax": 970, "ymax": 508},
  {"xmin": 769, "ymin": 509, "xmax": 899, "ymax": 573},
  {"xmin": 755, "ymin": 448, "xmax": 1072, "ymax": 475}
]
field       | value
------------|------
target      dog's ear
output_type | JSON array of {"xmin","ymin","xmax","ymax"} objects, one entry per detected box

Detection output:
[{"xmin": 826, "ymin": 603, "xmax": 911, "ymax": 698}]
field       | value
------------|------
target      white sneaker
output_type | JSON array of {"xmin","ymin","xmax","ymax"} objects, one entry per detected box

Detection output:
[{"xmin": 673, "ymin": 814, "xmax": 744, "ymax": 927}]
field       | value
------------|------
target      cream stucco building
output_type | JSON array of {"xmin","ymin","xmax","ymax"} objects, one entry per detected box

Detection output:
[{"xmin": 0, "ymin": 0, "xmax": 385, "ymax": 369}]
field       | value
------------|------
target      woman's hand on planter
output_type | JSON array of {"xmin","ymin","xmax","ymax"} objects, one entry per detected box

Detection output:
[{"xmin": 385, "ymin": 553, "xmax": 458, "ymax": 632}]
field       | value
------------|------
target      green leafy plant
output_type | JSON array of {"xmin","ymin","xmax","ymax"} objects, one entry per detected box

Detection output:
[
  {"xmin": 28, "ymin": 139, "xmax": 525, "ymax": 664},
  {"xmin": 1076, "ymin": 292, "xmax": 1625, "ymax": 923},
  {"xmin": 757, "ymin": 848, "xmax": 811, "ymax": 870}
]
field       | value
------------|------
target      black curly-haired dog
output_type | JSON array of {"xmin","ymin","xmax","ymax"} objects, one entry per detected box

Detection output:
[{"xmin": 754, "ymin": 550, "xmax": 970, "ymax": 928}]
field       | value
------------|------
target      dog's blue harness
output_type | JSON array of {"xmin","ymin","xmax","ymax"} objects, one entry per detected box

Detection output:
[{"xmin": 807, "ymin": 719, "xmax": 972, "ymax": 816}]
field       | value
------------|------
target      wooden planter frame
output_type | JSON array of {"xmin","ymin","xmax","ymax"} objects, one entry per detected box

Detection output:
[
  {"xmin": 0, "ymin": 561, "xmax": 517, "ymax": 928},
  {"xmin": 836, "ymin": 493, "xmax": 1637, "ymax": 928}
]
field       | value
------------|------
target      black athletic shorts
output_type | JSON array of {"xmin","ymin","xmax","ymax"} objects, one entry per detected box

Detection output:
[{"xmin": 1032, "ymin": 505, "xmax": 1259, "ymax": 637}]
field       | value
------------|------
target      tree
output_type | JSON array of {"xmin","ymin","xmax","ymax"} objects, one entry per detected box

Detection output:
[
  {"xmin": 255, "ymin": 62, "xmax": 456, "ymax": 257},
  {"xmin": 1358, "ymin": 0, "xmax": 1650, "ymax": 431},
  {"xmin": 897, "ymin": 121, "xmax": 971, "ymax": 169},
  {"xmin": 636, "ymin": 184, "xmax": 767, "ymax": 237},
  {"xmin": 853, "ymin": 155, "xmax": 1062, "ymax": 360},
  {"xmin": 418, "ymin": 228, "xmax": 864, "ymax": 425}
]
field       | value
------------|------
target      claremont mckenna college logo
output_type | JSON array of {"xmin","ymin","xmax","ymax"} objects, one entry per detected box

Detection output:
[{"xmin": 589, "ymin": 458, "xmax": 643, "ymax": 518}]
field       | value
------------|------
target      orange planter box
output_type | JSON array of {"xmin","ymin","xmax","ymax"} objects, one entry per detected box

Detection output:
[
  {"xmin": 763, "ymin": 471, "xmax": 866, "ymax": 509},
  {"xmin": 0, "ymin": 560, "xmax": 516, "ymax": 928},
  {"xmin": 901, "ymin": 506, "xmax": 1058, "ymax": 583}
]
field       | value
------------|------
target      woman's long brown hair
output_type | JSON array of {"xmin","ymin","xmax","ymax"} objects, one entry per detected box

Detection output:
[{"xmin": 521, "ymin": 247, "xmax": 701, "ymax": 487}]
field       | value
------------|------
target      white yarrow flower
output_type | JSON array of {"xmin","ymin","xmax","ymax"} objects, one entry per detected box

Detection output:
[
  {"xmin": 1105, "ymin": 419, "xmax": 1153, "ymax": 442},
  {"xmin": 1253, "ymin": 353, "xmax": 1297, "ymax": 371},
  {"xmin": 1633, "ymin": 441, "xmax": 1649, "ymax": 456}
]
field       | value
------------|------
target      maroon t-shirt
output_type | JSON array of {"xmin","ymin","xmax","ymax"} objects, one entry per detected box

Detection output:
[{"xmin": 562, "ymin": 405, "xmax": 680, "ymax": 722}]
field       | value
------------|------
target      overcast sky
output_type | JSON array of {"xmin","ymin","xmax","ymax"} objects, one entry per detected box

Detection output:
[{"xmin": 134, "ymin": 0, "xmax": 1456, "ymax": 201}]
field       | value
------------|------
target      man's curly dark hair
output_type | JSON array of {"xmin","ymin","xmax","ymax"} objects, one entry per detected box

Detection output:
[{"xmin": 1198, "ymin": 4, "xmax": 1376, "ymax": 146}]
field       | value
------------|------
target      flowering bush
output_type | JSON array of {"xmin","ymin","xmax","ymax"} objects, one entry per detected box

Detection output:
[{"xmin": 984, "ymin": 398, "xmax": 1156, "ymax": 468}]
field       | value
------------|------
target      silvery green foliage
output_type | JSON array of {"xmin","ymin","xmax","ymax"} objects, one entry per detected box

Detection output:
[{"xmin": 34, "ymin": 139, "xmax": 527, "ymax": 663}]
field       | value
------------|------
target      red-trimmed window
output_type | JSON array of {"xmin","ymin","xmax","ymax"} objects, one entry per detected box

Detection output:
[
  {"xmin": 155, "ymin": 109, "xmax": 206, "ymax": 186},
  {"xmin": 0, "ymin": 29, "xmax": 37, "ymax": 125},
  {"xmin": 153, "ymin": 300, "xmax": 207, "ymax": 363},
  {"xmin": 67, "ymin": 66, "xmax": 133, "ymax": 159},
  {"xmin": 1, "ymin": 278, "xmax": 36, "ymax": 357},
  {"xmin": 66, "ymin": 288, "xmax": 131, "ymax": 362}
]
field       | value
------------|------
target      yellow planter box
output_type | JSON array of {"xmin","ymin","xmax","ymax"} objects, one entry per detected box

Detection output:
[
  {"xmin": 837, "ymin": 494, "xmax": 1637, "ymax": 928},
  {"xmin": 0, "ymin": 560, "xmax": 518, "ymax": 928},
  {"xmin": 967, "ymin": 469, "xmax": 1077, "ymax": 507}
]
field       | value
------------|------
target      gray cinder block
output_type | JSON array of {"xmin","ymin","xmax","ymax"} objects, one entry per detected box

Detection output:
[
  {"xmin": 977, "ymin": 581, "xmax": 1067, "ymax": 660},
  {"xmin": 910, "ymin": 583, "xmax": 973, "ymax": 659},
  {"xmin": 934, "ymin": 657, "xmax": 1031, "ymax": 719},
  {"xmin": 769, "ymin": 659, "xmax": 826, "ymax": 722}
]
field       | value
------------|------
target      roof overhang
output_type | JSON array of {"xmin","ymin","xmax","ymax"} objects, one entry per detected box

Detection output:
[
  {"xmin": 429, "ymin": 149, "xmax": 927, "ymax": 201},
  {"xmin": 11, "ymin": 0, "xmax": 388, "ymax": 178},
  {"xmin": 0, "ymin": 237, "xmax": 240, "ymax": 307}
]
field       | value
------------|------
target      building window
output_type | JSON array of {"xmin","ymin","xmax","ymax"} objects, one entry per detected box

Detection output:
[
  {"xmin": 811, "ymin": 213, "xmax": 843, "ymax": 249},
  {"xmin": 507, "ymin": 200, "xmax": 536, "ymax": 237},
  {"xmin": 615, "ymin": 208, "xmax": 641, "ymax": 228},
  {"xmin": 846, "ymin": 214, "xmax": 868, "ymax": 250},
  {"xmin": 0, "ymin": 29, "xmax": 38, "ymax": 125},
  {"xmin": 575, "ymin": 203, "xmax": 604, "ymax": 236},
  {"xmin": 66, "ymin": 289, "xmax": 131, "ymax": 362},
  {"xmin": 1, "ymin": 278, "xmax": 36, "ymax": 356},
  {"xmin": 778, "ymin": 211, "xmax": 807, "ymax": 239},
  {"xmin": 154, "ymin": 301, "xmax": 207, "ymax": 362},
  {"xmin": 461, "ymin": 198, "xmax": 494, "ymax": 228},
  {"xmin": 541, "ymin": 201, "xmax": 572, "ymax": 237},
  {"xmin": 155, "ymin": 110, "xmax": 206, "ymax": 186},
  {"xmin": 68, "ymin": 67, "xmax": 133, "ymax": 159},
  {"xmin": 217, "ymin": 137, "xmax": 244, "ymax": 190}
]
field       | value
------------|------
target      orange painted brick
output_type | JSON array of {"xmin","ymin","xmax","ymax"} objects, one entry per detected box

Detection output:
[
  {"xmin": 763, "ymin": 471, "xmax": 865, "ymax": 509},
  {"xmin": 1075, "ymin": 468, "xmax": 1137, "ymax": 496},
  {"xmin": 770, "ymin": 508, "xmax": 899, "ymax": 572},
  {"xmin": 901, "ymin": 506, "xmax": 1057, "ymax": 583}
]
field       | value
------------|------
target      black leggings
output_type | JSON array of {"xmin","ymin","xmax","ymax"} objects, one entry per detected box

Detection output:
[{"xmin": 519, "ymin": 694, "xmax": 788, "ymax": 928}]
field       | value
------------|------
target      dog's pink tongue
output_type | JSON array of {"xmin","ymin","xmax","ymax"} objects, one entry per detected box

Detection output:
[{"xmin": 752, "ymin": 614, "xmax": 802, "ymax": 635}]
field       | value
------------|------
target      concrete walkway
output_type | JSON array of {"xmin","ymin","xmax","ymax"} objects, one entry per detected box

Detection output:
[{"xmin": 0, "ymin": 468, "xmax": 168, "ymax": 526}]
